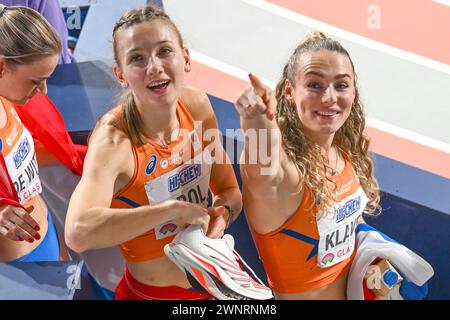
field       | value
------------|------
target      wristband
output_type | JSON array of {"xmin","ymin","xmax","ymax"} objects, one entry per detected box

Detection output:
[{"xmin": 224, "ymin": 205, "xmax": 234, "ymax": 228}]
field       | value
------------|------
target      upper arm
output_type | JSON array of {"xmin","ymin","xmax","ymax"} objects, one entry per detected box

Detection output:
[
  {"xmin": 181, "ymin": 87, "xmax": 239, "ymax": 196},
  {"xmin": 238, "ymin": 124, "xmax": 301, "ymax": 200},
  {"xmin": 66, "ymin": 118, "xmax": 132, "ymax": 224}
]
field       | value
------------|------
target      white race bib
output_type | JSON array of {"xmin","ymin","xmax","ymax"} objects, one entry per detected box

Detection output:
[
  {"xmin": 4, "ymin": 128, "xmax": 42, "ymax": 204},
  {"xmin": 316, "ymin": 187, "xmax": 368, "ymax": 268},
  {"xmin": 144, "ymin": 147, "xmax": 212, "ymax": 240}
]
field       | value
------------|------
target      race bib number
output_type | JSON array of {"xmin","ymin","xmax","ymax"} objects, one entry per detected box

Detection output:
[
  {"xmin": 316, "ymin": 188, "xmax": 368, "ymax": 268},
  {"xmin": 144, "ymin": 149, "xmax": 212, "ymax": 239}
]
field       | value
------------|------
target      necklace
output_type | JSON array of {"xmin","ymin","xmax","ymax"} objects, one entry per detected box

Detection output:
[
  {"xmin": 327, "ymin": 146, "xmax": 339, "ymax": 176},
  {"xmin": 158, "ymin": 128, "xmax": 178, "ymax": 149},
  {"xmin": 146, "ymin": 121, "xmax": 180, "ymax": 149},
  {"xmin": 158, "ymin": 138, "xmax": 170, "ymax": 149}
]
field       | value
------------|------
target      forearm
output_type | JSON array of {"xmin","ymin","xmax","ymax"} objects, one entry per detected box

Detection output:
[{"xmin": 66, "ymin": 200, "xmax": 176, "ymax": 252}]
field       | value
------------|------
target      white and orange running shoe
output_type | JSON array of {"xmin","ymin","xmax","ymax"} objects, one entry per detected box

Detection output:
[{"xmin": 164, "ymin": 225, "xmax": 273, "ymax": 300}]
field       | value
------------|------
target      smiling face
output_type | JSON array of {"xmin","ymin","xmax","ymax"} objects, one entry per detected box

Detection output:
[
  {"xmin": 113, "ymin": 19, "xmax": 190, "ymax": 111},
  {"xmin": 286, "ymin": 49, "xmax": 356, "ymax": 142},
  {"xmin": 0, "ymin": 54, "xmax": 59, "ymax": 105}
]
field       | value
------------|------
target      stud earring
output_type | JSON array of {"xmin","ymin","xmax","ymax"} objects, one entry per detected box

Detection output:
[{"xmin": 184, "ymin": 65, "xmax": 191, "ymax": 72}]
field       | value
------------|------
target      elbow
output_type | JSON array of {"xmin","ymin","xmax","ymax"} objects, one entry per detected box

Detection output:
[
  {"xmin": 236, "ymin": 200, "xmax": 243, "ymax": 216},
  {"xmin": 231, "ymin": 187, "xmax": 243, "ymax": 215},
  {"xmin": 236, "ymin": 191, "xmax": 243, "ymax": 214},
  {"xmin": 65, "ymin": 221, "xmax": 90, "ymax": 253}
]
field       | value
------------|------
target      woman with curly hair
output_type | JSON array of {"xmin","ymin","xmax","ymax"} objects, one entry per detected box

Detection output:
[{"xmin": 234, "ymin": 31, "xmax": 381, "ymax": 299}]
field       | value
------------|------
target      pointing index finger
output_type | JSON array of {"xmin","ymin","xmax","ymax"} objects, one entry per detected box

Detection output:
[{"xmin": 248, "ymin": 73, "xmax": 270, "ymax": 102}]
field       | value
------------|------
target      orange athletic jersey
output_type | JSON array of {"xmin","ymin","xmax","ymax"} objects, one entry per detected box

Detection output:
[
  {"xmin": 0, "ymin": 96, "xmax": 41, "ymax": 208},
  {"xmin": 110, "ymin": 98, "xmax": 211, "ymax": 263},
  {"xmin": 251, "ymin": 152, "xmax": 368, "ymax": 293}
]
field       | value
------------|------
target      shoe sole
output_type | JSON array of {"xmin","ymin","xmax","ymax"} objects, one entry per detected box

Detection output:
[
  {"xmin": 165, "ymin": 243, "xmax": 228, "ymax": 300},
  {"xmin": 167, "ymin": 243, "xmax": 273, "ymax": 300}
]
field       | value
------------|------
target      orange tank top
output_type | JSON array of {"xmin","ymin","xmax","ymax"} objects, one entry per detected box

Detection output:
[
  {"xmin": 0, "ymin": 96, "xmax": 41, "ymax": 208},
  {"xmin": 110, "ymin": 98, "xmax": 212, "ymax": 262},
  {"xmin": 251, "ymin": 152, "xmax": 368, "ymax": 293}
]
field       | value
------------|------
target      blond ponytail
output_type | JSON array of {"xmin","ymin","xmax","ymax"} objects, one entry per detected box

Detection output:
[{"xmin": 0, "ymin": 5, "xmax": 61, "ymax": 65}]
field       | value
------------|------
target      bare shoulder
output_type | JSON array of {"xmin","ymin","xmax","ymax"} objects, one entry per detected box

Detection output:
[
  {"xmin": 181, "ymin": 86, "xmax": 215, "ymax": 123},
  {"xmin": 90, "ymin": 114, "xmax": 128, "ymax": 147},
  {"xmin": 85, "ymin": 113, "xmax": 133, "ymax": 173}
]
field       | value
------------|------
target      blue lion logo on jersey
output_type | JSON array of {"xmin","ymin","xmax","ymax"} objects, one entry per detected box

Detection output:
[{"xmin": 145, "ymin": 155, "xmax": 157, "ymax": 175}]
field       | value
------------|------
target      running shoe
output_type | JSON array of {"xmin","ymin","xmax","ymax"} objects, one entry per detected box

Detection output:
[{"xmin": 164, "ymin": 224, "xmax": 273, "ymax": 300}]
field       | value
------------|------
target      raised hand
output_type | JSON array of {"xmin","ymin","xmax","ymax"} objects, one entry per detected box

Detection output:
[{"xmin": 234, "ymin": 73, "xmax": 276, "ymax": 120}]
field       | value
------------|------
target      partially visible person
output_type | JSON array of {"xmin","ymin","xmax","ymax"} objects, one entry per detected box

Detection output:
[
  {"xmin": 0, "ymin": 4, "xmax": 69, "ymax": 262},
  {"xmin": 1, "ymin": 0, "xmax": 73, "ymax": 64},
  {"xmin": 234, "ymin": 31, "xmax": 381, "ymax": 299}
]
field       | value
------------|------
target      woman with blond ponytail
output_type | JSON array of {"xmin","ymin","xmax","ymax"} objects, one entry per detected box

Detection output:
[
  {"xmin": 234, "ymin": 31, "xmax": 381, "ymax": 299},
  {"xmin": 0, "ymin": 4, "xmax": 66, "ymax": 262},
  {"xmin": 65, "ymin": 5, "xmax": 242, "ymax": 300}
]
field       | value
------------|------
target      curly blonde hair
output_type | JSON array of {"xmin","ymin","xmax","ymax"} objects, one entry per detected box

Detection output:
[{"xmin": 275, "ymin": 31, "xmax": 381, "ymax": 217}]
